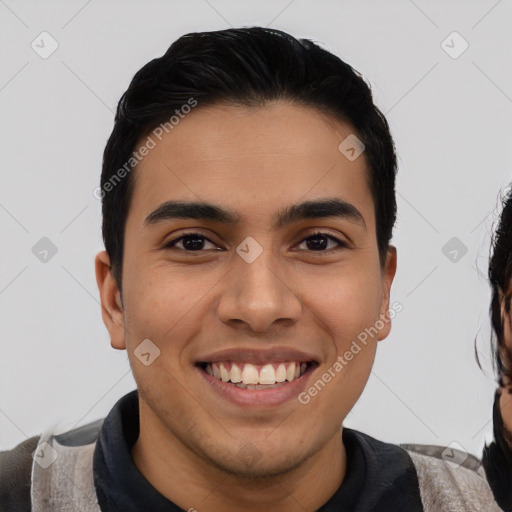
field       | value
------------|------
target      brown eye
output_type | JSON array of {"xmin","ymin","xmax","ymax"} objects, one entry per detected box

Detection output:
[
  {"xmin": 164, "ymin": 233, "xmax": 219, "ymax": 251},
  {"xmin": 295, "ymin": 232, "xmax": 348, "ymax": 252}
]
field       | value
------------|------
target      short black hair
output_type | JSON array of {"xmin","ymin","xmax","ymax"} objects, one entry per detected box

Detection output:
[
  {"xmin": 489, "ymin": 187, "xmax": 512, "ymax": 382},
  {"xmin": 100, "ymin": 27, "xmax": 397, "ymax": 289}
]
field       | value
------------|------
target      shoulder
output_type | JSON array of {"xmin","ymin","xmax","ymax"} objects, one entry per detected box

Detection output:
[
  {"xmin": 401, "ymin": 442, "xmax": 503, "ymax": 511},
  {"xmin": 0, "ymin": 435, "xmax": 40, "ymax": 512},
  {"xmin": 346, "ymin": 431, "xmax": 502, "ymax": 510},
  {"xmin": 401, "ymin": 442, "xmax": 482, "ymax": 472},
  {"xmin": 51, "ymin": 418, "xmax": 103, "ymax": 447},
  {"xmin": 0, "ymin": 419, "xmax": 104, "ymax": 512}
]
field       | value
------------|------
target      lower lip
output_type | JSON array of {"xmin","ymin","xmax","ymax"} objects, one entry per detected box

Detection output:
[{"xmin": 196, "ymin": 365, "xmax": 317, "ymax": 407}]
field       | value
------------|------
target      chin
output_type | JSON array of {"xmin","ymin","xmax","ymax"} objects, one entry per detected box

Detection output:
[{"xmin": 203, "ymin": 442, "xmax": 309, "ymax": 481}]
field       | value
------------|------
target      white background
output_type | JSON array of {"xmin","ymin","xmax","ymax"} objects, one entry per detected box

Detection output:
[{"xmin": 1, "ymin": 0, "xmax": 511, "ymax": 458}]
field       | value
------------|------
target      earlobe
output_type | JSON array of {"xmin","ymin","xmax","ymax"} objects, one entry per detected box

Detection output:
[{"xmin": 95, "ymin": 251, "xmax": 126, "ymax": 350}]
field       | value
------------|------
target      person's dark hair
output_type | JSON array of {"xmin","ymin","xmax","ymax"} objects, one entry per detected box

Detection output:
[
  {"xmin": 100, "ymin": 27, "xmax": 397, "ymax": 290},
  {"xmin": 489, "ymin": 187, "xmax": 512, "ymax": 383},
  {"xmin": 485, "ymin": 187, "xmax": 512, "ymax": 460}
]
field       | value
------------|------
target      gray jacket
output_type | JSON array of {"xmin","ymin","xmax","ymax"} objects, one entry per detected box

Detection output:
[{"xmin": 0, "ymin": 420, "xmax": 503, "ymax": 511}]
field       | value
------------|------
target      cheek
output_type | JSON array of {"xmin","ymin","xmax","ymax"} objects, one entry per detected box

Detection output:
[
  {"xmin": 500, "ymin": 390, "xmax": 512, "ymax": 434},
  {"xmin": 306, "ymin": 269, "xmax": 384, "ymax": 343},
  {"xmin": 504, "ymin": 311, "xmax": 512, "ymax": 350},
  {"xmin": 122, "ymin": 274, "xmax": 205, "ymax": 408},
  {"xmin": 122, "ymin": 268, "xmax": 207, "ymax": 358}
]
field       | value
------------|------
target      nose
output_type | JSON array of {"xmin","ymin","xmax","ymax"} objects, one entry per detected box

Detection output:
[{"xmin": 217, "ymin": 248, "xmax": 302, "ymax": 334}]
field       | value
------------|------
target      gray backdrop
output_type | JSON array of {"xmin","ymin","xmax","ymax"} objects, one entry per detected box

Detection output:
[{"xmin": 1, "ymin": 0, "xmax": 510, "ymax": 457}]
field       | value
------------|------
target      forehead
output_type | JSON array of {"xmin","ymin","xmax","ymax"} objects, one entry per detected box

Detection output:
[{"xmin": 128, "ymin": 101, "xmax": 375, "ymax": 230}]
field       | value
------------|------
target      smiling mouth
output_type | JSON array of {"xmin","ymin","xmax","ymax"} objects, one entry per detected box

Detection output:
[{"xmin": 198, "ymin": 361, "xmax": 316, "ymax": 389}]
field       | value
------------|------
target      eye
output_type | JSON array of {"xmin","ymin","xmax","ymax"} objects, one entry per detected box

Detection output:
[
  {"xmin": 163, "ymin": 232, "xmax": 220, "ymax": 252},
  {"xmin": 294, "ymin": 231, "xmax": 349, "ymax": 252},
  {"xmin": 163, "ymin": 230, "xmax": 349, "ymax": 253}
]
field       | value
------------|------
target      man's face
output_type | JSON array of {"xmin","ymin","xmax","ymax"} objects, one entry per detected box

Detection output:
[{"xmin": 98, "ymin": 101, "xmax": 396, "ymax": 477}]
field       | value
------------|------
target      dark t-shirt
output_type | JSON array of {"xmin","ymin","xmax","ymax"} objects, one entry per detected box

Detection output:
[
  {"xmin": 482, "ymin": 389, "xmax": 512, "ymax": 512},
  {"xmin": 93, "ymin": 390, "xmax": 423, "ymax": 511}
]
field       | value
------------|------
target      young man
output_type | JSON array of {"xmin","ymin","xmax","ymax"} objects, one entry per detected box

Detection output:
[{"xmin": 0, "ymin": 27, "xmax": 501, "ymax": 511}]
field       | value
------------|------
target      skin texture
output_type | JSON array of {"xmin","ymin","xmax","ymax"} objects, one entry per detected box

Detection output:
[
  {"xmin": 95, "ymin": 101, "xmax": 397, "ymax": 512},
  {"xmin": 499, "ymin": 303, "xmax": 512, "ymax": 439}
]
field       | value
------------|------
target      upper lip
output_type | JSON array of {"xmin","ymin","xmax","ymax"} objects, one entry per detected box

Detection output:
[{"xmin": 195, "ymin": 347, "xmax": 320, "ymax": 365}]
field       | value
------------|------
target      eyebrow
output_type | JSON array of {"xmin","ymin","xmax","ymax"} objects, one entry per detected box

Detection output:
[{"xmin": 144, "ymin": 197, "xmax": 367, "ymax": 231}]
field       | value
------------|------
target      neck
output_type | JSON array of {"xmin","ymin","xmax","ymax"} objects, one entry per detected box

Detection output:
[{"xmin": 131, "ymin": 407, "xmax": 346, "ymax": 511}]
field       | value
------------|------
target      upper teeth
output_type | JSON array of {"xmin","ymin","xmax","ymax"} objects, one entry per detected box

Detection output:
[{"xmin": 205, "ymin": 362, "xmax": 307, "ymax": 385}]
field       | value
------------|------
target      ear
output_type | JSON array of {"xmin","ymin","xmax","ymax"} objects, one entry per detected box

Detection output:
[
  {"xmin": 377, "ymin": 246, "xmax": 397, "ymax": 341},
  {"xmin": 95, "ymin": 251, "xmax": 126, "ymax": 350}
]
